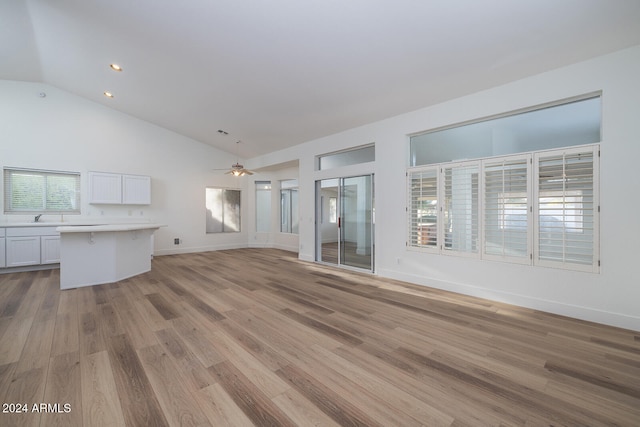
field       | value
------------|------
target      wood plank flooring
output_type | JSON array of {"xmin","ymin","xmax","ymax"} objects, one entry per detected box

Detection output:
[{"xmin": 1, "ymin": 248, "xmax": 639, "ymax": 426}]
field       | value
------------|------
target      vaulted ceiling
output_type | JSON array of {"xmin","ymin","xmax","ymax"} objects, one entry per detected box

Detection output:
[{"xmin": 3, "ymin": 0, "xmax": 640, "ymax": 158}]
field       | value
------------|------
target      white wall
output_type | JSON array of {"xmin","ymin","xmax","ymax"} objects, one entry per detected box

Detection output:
[
  {"xmin": 246, "ymin": 45, "xmax": 640, "ymax": 331},
  {"xmin": 0, "ymin": 80, "xmax": 249, "ymax": 255}
]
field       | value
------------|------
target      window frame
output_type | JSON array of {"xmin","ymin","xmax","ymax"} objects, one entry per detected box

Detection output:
[
  {"xmin": 533, "ymin": 146, "xmax": 599, "ymax": 272},
  {"xmin": 205, "ymin": 187, "xmax": 241, "ymax": 233},
  {"xmin": 407, "ymin": 144, "xmax": 599, "ymax": 273},
  {"xmin": 3, "ymin": 167, "xmax": 81, "ymax": 214},
  {"xmin": 255, "ymin": 181, "xmax": 271, "ymax": 233},
  {"xmin": 280, "ymin": 179, "xmax": 299, "ymax": 234},
  {"xmin": 482, "ymin": 153, "xmax": 532, "ymax": 265}
]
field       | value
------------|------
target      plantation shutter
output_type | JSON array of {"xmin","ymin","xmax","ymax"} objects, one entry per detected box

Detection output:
[
  {"xmin": 535, "ymin": 147, "xmax": 598, "ymax": 272},
  {"xmin": 408, "ymin": 168, "xmax": 438, "ymax": 249},
  {"xmin": 4, "ymin": 168, "xmax": 81, "ymax": 214},
  {"xmin": 443, "ymin": 162, "xmax": 479, "ymax": 256},
  {"xmin": 483, "ymin": 155, "xmax": 530, "ymax": 263}
]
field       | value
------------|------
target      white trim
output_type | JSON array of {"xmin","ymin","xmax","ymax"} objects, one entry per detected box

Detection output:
[{"xmin": 379, "ymin": 267, "xmax": 639, "ymax": 331}]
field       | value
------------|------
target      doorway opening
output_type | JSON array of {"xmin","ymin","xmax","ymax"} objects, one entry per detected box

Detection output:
[{"xmin": 315, "ymin": 175, "xmax": 374, "ymax": 272}]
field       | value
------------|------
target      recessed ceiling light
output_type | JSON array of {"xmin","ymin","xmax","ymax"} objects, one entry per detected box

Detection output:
[
  {"xmin": 110, "ymin": 64, "xmax": 122, "ymax": 72},
  {"xmin": 103, "ymin": 91, "xmax": 114, "ymax": 98}
]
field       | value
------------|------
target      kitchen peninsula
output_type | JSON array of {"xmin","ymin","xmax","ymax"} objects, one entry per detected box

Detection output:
[{"xmin": 57, "ymin": 223, "xmax": 164, "ymax": 289}]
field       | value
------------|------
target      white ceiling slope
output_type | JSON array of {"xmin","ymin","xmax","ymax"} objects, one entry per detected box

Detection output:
[{"xmin": 3, "ymin": 0, "xmax": 640, "ymax": 158}]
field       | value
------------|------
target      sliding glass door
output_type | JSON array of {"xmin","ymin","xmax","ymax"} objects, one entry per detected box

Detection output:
[{"xmin": 316, "ymin": 175, "xmax": 374, "ymax": 271}]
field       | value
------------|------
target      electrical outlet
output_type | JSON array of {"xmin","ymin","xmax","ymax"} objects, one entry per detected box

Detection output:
[{"xmin": 174, "ymin": 238, "xmax": 180, "ymax": 245}]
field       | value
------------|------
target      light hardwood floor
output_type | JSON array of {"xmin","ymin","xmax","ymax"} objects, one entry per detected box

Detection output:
[{"xmin": 0, "ymin": 248, "xmax": 639, "ymax": 426}]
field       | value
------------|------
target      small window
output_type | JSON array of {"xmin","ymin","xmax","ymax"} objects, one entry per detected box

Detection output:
[
  {"xmin": 206, "ymin": 188, "xmax": 241, "ymax": 233},
  {"xmin": 280, "ymin": 180, "xmax": 298, "ymax": 234},
  {"xmin": 3, "ymin": 167, "xmax": 81, "ymax": 214},
  {"xmin": 317, "ymin": 144, "xmax": 375, "ymax": 170},
  {"xmin": 410, "ymin": 95, "xmax": 601, "ymax": 166},
  {"xmin": 255, "ymin": 181, "xmax": 271, "ymax": 233}
]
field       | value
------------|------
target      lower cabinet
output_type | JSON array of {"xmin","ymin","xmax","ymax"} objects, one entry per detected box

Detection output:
[
  {"xmin": 2, "ymin": 227, "xmax": 60, "ymax": 268},
  {"xmin": 6, "ymin": 236, "xmax": 41, "ymax": 267},
  {"xmin": 41, "ymin": 235, "xmax": 61, "ymax": 264},
  {"xmin": 0, "ymin": 237, "xmax": 5, "ymax": 268}
]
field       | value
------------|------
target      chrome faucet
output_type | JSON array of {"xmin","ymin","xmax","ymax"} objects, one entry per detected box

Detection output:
[{"xmin": 34, "ymin": 214, "xmax": 43, "ymax": 222}]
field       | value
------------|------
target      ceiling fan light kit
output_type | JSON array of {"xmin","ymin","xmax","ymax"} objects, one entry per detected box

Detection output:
[
  {"xmin": 226, "ymin": 163, "xmax": 253, "ymax": 176},
  {"xmin": 214, "ymin": 138, "xmax": 255, "ymax": 176}
]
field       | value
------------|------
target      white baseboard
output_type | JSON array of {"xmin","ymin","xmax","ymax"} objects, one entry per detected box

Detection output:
[
  {"xmin": 378, "ymin": 267, "xmax": 640, "ymax": 332},
  {"xmin": 154, "ymin": 243, "xmax": 247, "ymax": 256}
]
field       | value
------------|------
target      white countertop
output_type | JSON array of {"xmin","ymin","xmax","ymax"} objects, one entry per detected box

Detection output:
[
  {"xmin": 1, "ymin": 222, "xmax": 87, "ymax": 227},
  {"xmin": 56, "ymin": 223, "xmax": 166, "ymax": 233}
]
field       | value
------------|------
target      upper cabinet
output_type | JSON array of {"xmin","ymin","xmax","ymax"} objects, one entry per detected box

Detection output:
[
  {"xmin": 89, "ymin": 171, "xmax": 151, "ymax": 205},
  {"xmin": 89, "ymin": 172, "xmax": 122, "ymax": 204},
  {"xmin": 122, "ymin": 174, "xmax": 151, "ymax": 205}
]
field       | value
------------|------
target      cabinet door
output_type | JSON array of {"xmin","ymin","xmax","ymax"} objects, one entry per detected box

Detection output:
[
  {"xmin": 122, "ymin": 174, "xmax": 151, "ymax": 205},
  {"xmin": 41, "ymin": 236, "xmax": 61, "ymax": 264},
  {"xmin": 6, "ymin": 236, "xmax": 40, "ymax": 267},
  {"xmin": 89, "ymin": 172, "xmax": 122, "ymax": 204},
  {"xmin": 0, "ymin": 238, "xmax": 5, "ymax": 268}
]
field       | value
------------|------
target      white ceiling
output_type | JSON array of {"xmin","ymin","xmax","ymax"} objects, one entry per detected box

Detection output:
[{"xmin": 3, "ymin": 0, "xmax": 640, "ymax": 158}]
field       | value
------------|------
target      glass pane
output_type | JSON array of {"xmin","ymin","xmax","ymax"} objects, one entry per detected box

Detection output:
[
  {"xmin": 318, "ymin": 145, "xmax": 375, "ymax": 170},
  {"xmin": 223, "ymin": 190, "xmax": 241, "ymax": 232},
  {"xmin": 281, "ymin": 190, "xmax": 291, "ymax": 233},
  {"xmin": 341, "ymin": 175, "xmax": 373, "ymax": 270},
  {"xmin": 280, "ymin": 180, "xmax": 298, "ymax": 234},
  {"xmin": 411, "ymin": 96, "xmax": 601, "ymax": 166},
  {"xmin": 538, "ymin": 151, "xmax": 594, "ymax": 265},
  {"xmin": 318, "ymin": 179, "xmax": 339, "ymax": 265},
  {"xmin": 291, "ymin": 189, "xmax": 299, "ymax": 234},
  {"xmin": 484, "ymin": 158, "xmax": 529, "ymax": 258},
  {"xmin": 444, "ymin": 165, "xmax": 479, "ymax": 254},
  {"xmin": 47, "ymin": 174, "xmax": 78, "ymax": 211},
  {"xmin": 206, "ymin": 188, "xmax": 241, "ymax": 233},
  {"xmin": 255, "ymin": 181, "xmax": 271, "ymax": 233},
  {"xmin": 205, "ymin": 188, "xmax": 223, "ymax": 233},
  {"xmin": 409, "ymin": 169, "xmax": 437, "ymax": 247},
  {"xmin": 11, "ymin": 172, "xmax": 45, "ymax": 211}
]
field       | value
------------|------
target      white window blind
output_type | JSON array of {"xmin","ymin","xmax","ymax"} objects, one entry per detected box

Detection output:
[
  {"xmin": 407, "ymin": 144, "xmax": 599, "ymax": 272},
  {"xmin": 3, "ymin": 168, "xmax": 81, "ymax": 214},
  {"xmin": 483, "ymin": 155, "xmax": 530, "ymax": 263},
  {"xmin": 408, "ymin": 167, "xmax": 438, "ymax": 249},
  {"xmin": 535, "ymin": 147, "xmax": 598, "ymax": 271},
  {"xmin": 443, "ymin": 163, "xmax": 479, "ymax": 256}
]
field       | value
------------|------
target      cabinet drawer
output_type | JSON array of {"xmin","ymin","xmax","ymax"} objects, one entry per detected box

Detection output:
[
  {"xmin": 6, "ymin": 227, "xmax": 59, "ymax": 237},
  {"xmin": 0, "ymin": 228, "xmax": 5, "ymax": 237}
]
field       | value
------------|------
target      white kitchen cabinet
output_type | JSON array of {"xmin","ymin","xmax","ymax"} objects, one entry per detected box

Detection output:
[
  {"xmin": 0, "ymin": 229, "xmax": 5, "ymax": 268},
  {"xmin": 89, "ymin": 171, "xmax": 151, "ymax": 205},
  {"xmin": 122, "ymin": 174, "xmax": 151, "ymax": 205},
  {"xmin": 89, "ymin": 171, "xmax": 123, "ymax": 204},
  {"xmin": 6, "ymin": 236, "xmax": 41, "ymax": 267},
  {"xmin": 3, "ymin": 226, "xmax": 60, "ymax": 268},
  {"xmin": 41, "ymin": 235, "xmax": 61, "ymax": 264}
]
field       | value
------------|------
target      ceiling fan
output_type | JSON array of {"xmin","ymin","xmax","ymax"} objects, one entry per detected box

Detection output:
[
  {"xmin": 214, "ymin": 137, "xmax": 255, "ymax": 176},
  {"xmin": 226, "ymin": 162, "xmax": 254, "ymax": 176}
]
